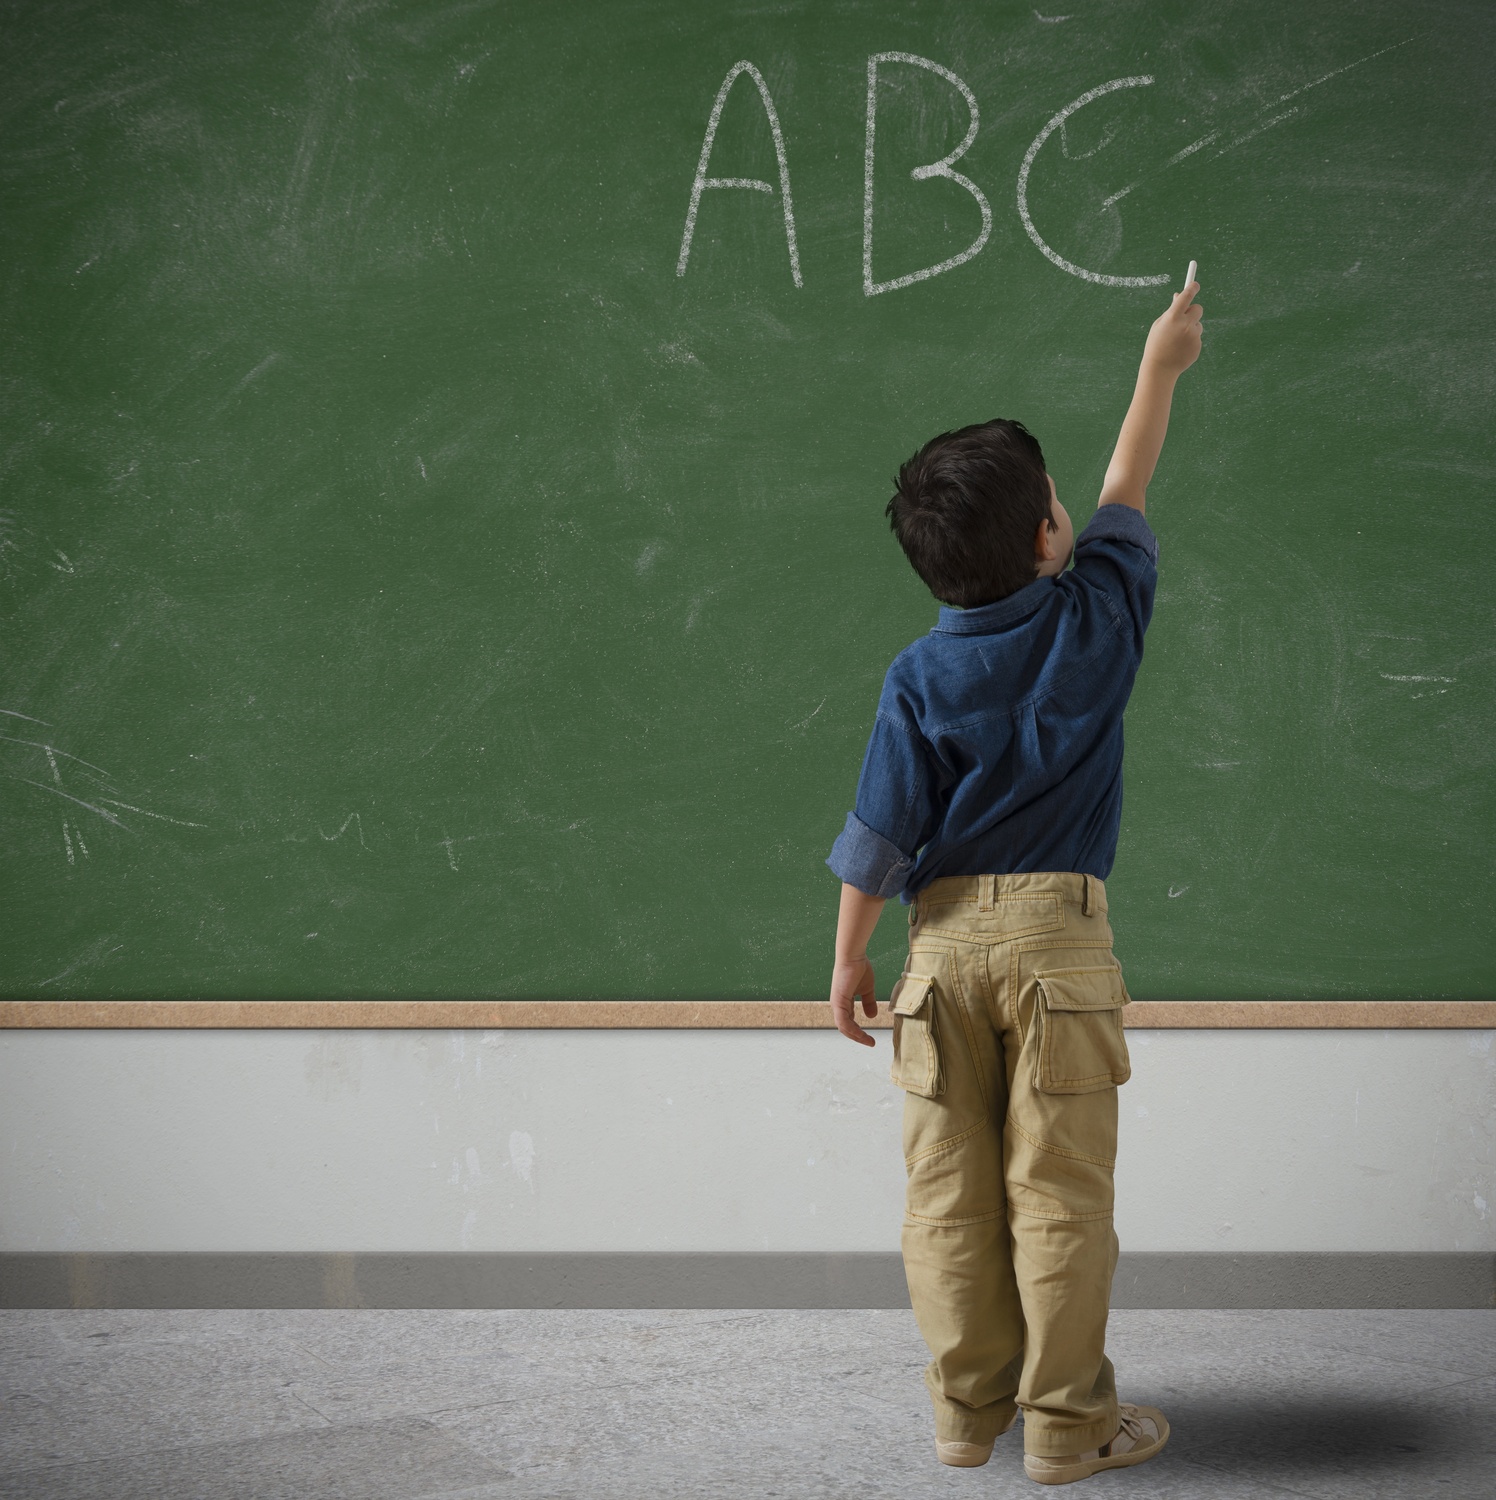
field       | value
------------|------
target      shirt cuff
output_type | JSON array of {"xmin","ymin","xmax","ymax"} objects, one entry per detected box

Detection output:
[
  {"xmin": 1082, "ymin": 503, "xmax": 1160, "ymax": 563},
  {"xmin": 826, "ymin": 811, "xmax": 914, "ymax": 899}
]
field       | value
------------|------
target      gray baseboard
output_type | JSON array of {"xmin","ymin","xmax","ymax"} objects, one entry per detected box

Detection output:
[
  {"xmin": 0, "ymin": 1251, "xmax": 1491, "ymax": 1311},
  {"xmin": 1109, "ymin": 1252, "xmax": 1494, "ymax": 1310}
]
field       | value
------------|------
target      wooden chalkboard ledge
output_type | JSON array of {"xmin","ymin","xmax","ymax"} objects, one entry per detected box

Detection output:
[{"xmin": 0, "ymin": 1000, "xmax": 1492, "ymax": 1029}]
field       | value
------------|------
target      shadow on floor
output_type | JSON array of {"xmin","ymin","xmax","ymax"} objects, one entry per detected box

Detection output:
[{"xmin": 1163, "ymin": 1396, "xmax": 1451, "ymax": 1472}]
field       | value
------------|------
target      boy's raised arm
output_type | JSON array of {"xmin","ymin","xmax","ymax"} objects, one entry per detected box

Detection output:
[{"xmin": 1097, "ymin": 281, "xmax": 1204, "ymax": 514}]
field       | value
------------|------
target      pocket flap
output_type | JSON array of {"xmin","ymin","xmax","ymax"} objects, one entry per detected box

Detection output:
[
  {"xmin": 1035, "ymin": 966, "xmax": 1128, "ymax": 1013},
  {"xmin": 891, "ymin": 973, "xmax": 936, "ymax": 1018}
]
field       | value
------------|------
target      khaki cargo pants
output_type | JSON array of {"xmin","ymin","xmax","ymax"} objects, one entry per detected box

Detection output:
[{"xmin": 890, "ymin": 872, "xmax": 1131, "ymax": 1458}]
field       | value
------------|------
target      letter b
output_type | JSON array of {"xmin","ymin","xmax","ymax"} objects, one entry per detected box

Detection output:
[{"xmin": 863, "ymin": 53, "xmax": 992, "ymax": 297}]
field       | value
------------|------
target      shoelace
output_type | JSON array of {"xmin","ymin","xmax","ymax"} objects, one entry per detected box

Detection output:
[
  {"xmin": 1117, "ymin": 1406, "xmax": 1147, "ymax": 1440},
  {"xmin": 1098, "ymin": 1406, "xmax": 1148, "ymax": 1458}
]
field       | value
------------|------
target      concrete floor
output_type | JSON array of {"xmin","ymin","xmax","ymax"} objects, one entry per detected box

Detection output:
[{"xmin": 1, "ymin": 1309, "xmax": 1493, "ymax": 1498}]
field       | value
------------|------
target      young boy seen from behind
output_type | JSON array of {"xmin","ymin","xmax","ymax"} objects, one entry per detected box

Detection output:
[{"xmin": 826, "ymin": 283, "xmax": 1204, "ymax": 1486}]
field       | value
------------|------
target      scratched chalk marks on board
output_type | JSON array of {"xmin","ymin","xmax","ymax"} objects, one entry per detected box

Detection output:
[
  {"xmin": 1092, "ymin": 39, "xmax": 1420, "ymax": 216},
  {"xmin": 1023, "ymin": 39, "xmax": 1418, "ymax": 285},
  {"xmin": 2, "ymin": 706, "xmax": 206, "ymax": 865},
  {"xmin": 1017, "ymin": 40, "xmax": 1420, "ymax": 285},
  {"xmin": 319, "ymin": 811, "xmax": 367, "ymax": 848},
  {"xmin": 36, "ymin": 934, "xmax": 124, "ymax": 990}
]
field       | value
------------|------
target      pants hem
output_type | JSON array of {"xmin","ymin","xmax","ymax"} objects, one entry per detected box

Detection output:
[
  {"xmin": 1021, "ymin": 1408, "xmax": 1120, "ymax": 1457},
  {"xmin": 934, "ymin": 1406, "xmax": 1017, "ymax": 1445}
]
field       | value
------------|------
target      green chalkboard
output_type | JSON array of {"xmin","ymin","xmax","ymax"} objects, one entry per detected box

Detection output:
[{"xmin": 3, "ymin": 0, "xmax": 1493, "ymax": 1000}]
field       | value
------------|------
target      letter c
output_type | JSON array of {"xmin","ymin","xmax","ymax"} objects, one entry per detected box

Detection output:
[{"xmin": 1016, "ymin": 76, "xmax": 1172, "ymax": 287}]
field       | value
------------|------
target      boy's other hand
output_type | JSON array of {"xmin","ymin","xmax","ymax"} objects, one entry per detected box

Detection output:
[
  {"xmin": 1143, "ymin": 281, "xmax": 1204, "ymax": 376},
  {"xmin": 830, "ymin": 956, "xmax": 878, "ymax": 1046}
]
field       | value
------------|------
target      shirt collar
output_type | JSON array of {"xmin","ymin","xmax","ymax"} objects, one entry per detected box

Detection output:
[{"xmin": 933, "ymin": 576, "xmax": 1055, "ymax": 635}]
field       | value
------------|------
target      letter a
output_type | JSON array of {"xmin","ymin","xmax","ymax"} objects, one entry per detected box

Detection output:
[
  {"xmin": 863, "ymin": 53, "xmax": 992, "ymax": 296},
  {"xmin": 676, "ymin": 61, "xmax": 802, "ymax": 287}
]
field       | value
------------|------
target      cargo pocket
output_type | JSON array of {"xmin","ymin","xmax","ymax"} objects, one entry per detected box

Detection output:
[
  {"xmin": 889, "ymin": 972, "xmax": 943, "ymax": 1099},
  {"xmin": 1033, "ymin": 964, "xmax": 1131, "ymax": 1094}
]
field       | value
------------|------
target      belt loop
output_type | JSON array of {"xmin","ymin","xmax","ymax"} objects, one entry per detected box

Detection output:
[
  {"xmin": 1081, "ymin": 875, "xmax": 1091, "ymax": 916},
  {"xmin": 978, "ymin": 874, "xmax": 995, "ymax": 912}
]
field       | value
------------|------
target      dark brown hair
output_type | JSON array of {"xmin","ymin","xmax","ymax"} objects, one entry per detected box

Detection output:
[{"xmin": 885, "ymin": 418, "xmax": 1053, "ymax": 607}]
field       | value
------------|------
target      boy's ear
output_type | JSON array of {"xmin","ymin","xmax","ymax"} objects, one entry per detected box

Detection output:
[{"xmin": 1034, "ymin": 515, "xmax": 1057, "ymax": 561}]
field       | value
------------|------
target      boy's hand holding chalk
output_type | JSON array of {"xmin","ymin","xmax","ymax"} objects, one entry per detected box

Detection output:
[
  {"xmin": 1143, "ymin": 260, "xmax": 1204, "ymax": 377},
  {"xmin": 1097, "ymin": 264, "xmax": 1205, "ymax": 514}
]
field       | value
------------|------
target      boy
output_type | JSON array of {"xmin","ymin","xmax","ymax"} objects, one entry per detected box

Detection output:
[{"xmin": 826, "ymin": 282, "xmax": 1203, "ymax": 1485}]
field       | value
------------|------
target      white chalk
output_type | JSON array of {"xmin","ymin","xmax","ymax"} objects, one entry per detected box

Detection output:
[
  {"xmin": 1185, "ymin": 259, "xmax": 1198, "ymax": 289},
  {"xmin": 864, "ymin": 53, "xmax": 992, "ymax": 297},
  {"xmin": 676, "ymin": 61, "xmax": 802, "ymax": 287}
]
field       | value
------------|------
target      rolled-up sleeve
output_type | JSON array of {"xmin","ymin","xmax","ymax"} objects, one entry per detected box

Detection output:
[
  {"xmin": 826, "ymin": 811, "xmax": 912, "ymax": 898},
  {"xmin": 826, "ymin": 710, "xmax": 940, "ymax": 899}
]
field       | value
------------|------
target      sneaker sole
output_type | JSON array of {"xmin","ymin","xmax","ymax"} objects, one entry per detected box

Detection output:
[
  {"xmin": 1023, "ymin": 1413, "xmax": 1170, "ymax": 1486},
  {"xmin": 936, "ymin": 1441, "xmax": 993, "ymax": 1467},
  {"xmin": 936, "ymin": 1410, "xmax": 1017, "ymax": 1467}
]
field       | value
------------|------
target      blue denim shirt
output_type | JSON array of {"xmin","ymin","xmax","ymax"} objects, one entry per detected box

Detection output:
[{"xmin": 827, "ymin": 503, "xmax": 1158, "ymax": 900}]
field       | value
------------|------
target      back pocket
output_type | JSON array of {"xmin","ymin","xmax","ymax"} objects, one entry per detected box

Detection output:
[
  {"xmin": 1033, "ymin": 964, "xmax": 1131, "ymax": 1094},
  {"xmin": 889, "ymin": 971, "xmax": 943, "ymax": 1099}
]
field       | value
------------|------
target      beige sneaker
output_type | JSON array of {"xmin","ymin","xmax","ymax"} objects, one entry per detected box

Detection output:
[
  {"xmin": 935, "ymin": 1409, "xmax": 1017, "ymax": 1467},
  {"xmin": 1023, "ymin": 1403, "xmax": 1169, "ymax": 1485}
]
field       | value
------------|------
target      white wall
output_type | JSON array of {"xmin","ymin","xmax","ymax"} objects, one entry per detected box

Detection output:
[{"xmin": 0, "ymin": 1029, "xmax": 1491, "ymax": 1254}]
